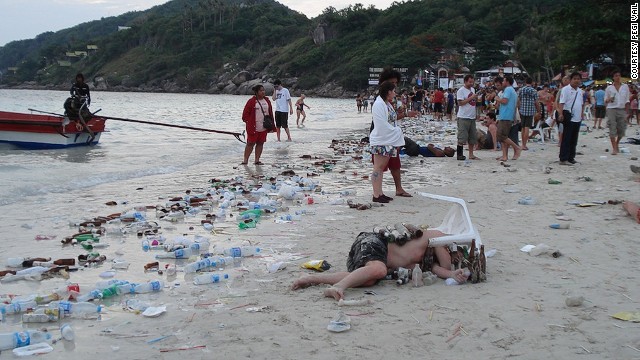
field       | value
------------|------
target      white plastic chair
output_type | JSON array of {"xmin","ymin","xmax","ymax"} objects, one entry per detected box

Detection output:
[{"xmin": 418, "ymin": 192, "xmax": 482, "ymax": 248}]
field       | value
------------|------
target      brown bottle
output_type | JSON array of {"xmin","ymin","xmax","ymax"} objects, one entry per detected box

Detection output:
[
  {"xmin": 22, "ymin": 258, "xmax": 52, "ymax": 268},
  {"xmin": 54, "ymin": 259, "xmax": 75, "ymax": 266}
]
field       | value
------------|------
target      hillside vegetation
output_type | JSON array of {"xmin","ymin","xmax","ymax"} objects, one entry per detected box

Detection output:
[{"xmin": 0, "ymin": 0, "xmax": 629, "ymax": 93}]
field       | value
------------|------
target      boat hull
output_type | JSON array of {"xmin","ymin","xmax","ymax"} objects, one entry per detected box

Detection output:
[{"xmin": 0, "ymin": 111, "xmax": 106, "ymax": 149}]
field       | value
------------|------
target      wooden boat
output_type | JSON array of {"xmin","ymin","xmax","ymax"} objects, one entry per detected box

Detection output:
[{"xmin": 0, "ymin": 110, "xmax": 106, "ymax": 149}]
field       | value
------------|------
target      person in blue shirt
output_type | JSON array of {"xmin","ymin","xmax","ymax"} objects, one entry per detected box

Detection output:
[
  {"xmin": 594, "ymin": 86, "xmax": 606, "ymax": 129},
  {"xmin": 495, "ymin": 76, "xmax": 522, "ymax": 161}
]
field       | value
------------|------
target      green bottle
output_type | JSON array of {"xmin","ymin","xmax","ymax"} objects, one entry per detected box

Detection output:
[
  {"xmin": 101, "ymin": 285, "xmax": 119, "ymax": 298},
  {"xmin": 74, "ymin": 234, "xmax": 99, "ymax": 242},
  {"xmin": 548, "ymin": 179, "xmax": 562, "ymax": 185}
]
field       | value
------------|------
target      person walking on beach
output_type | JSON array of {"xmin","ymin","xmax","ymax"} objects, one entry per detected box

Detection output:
[
  {"xmin": 558, "ymin": 72, "xmax": 585, "ymax": 165},
  {"xmin": 363, "ymin": 93, "xmax": 369, "ymax": 113},
  {"xmin": 495, "ymin": 76, "xmax": 522, "ymax": 161},
  {"xmin": 272, "ymin": 79, "xmax": 293, "ymax": 142},
  {"xmin": 433, "ymin": 88, "xmax": 444, "ymax": 120},
  {"xmin": 456, "ymin": 75, "xmax": 479, "ymax": 161},
  {"xmin": 356, "ymin": 94, "xmax": 363, "ymax": 113},
  {"xmin": 517, "ymin": 77, "xmax": 540, "ymax": 150},
  {"xmin": 605, "ymin": 69, "xmax": 630, "ymax": 155},
  {"xmin": 241, "ymin": 84, "xmax": 274, "ymax": 165},
  {"xmin": 594, "ymin": 85, "xmax": 606, "ymax": 129},
  {"xmin": 370, "ymin": 81, "xmax": 405, "ymax": 203},
  {"xmin": 295, "ymin": 94, "xmax": 310, "ymax": 127}
]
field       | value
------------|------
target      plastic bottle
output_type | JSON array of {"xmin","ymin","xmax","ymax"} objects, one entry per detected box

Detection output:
[
  {"xmin": 411, "ymin": 264, "xmax": 424, "ymax": 287},
  {"xmin": 193, "ymin": 273, "xmax": 230, "ymax": 285},
  {"xmin": 111, "ymin": 261, "xmax": 130, "ymax": 270},
  {"xmin": 189, "ymin": 239, "xmax": 210, "ymax": 254},
  {"xmin": 223, "ymin": 246, "xmax": 261, "ymax": 257},
  {"xmin": 75, "ymin": 289, "xmax": 102, "ymax": 303},
  {"xmin": 141, "ymin": 239, "xmax": 150, "ymax": 252},
  {"xmin": 278, "ymin": 214, "xmax": 302, "ymax": 221},
  {"xmin": 0, "ymin": 330, "xmax": 52, "ymax": 351},
  {"xmin": 295, "ymin": 209, "xmax": 317, "ymax": 215},
  {"xmin": 60, "ymin": 323, "xmax": 75, "ymax": 341},
  {"xmin": 549, "ymin": 223, "xmax": 570, "ymax": 229},
  {"xmin": 184, "ymin": 256, "xmax": 235, "ymax": 273},
  {"xmin": 35, "ymin": 284, "xmax": 80, "ymax": 304},
  {"xmin": 0, "ymin": 300, "xmax": 37, "ymax": 315},
  {"xmin": 133, "ymin": 280, "xmax": 164, "ymax": 294},
  {"xmin": 155, "ymin": 247, "xmax": 194, "ymax": 259},
  {"xmin": 95, "ymin": 279, "xmax": 129, "ymax": 290},
  {"xmin": 15, "ymin": 266, "xmax": 49, "ymax": 277},
  {"xmin": 52, "ymin": 301, "xmax": 102, "ymax": 317},
  {"xmin": 340, "ymin": 190, "xmax": 357, "ymax": 196},
  {"xmin": 22, "ymin": 306, "xmax": 62, "ymax": 323}
]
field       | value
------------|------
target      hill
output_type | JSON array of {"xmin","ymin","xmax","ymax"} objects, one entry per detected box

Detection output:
[{"xmin": 0, "ymin": 0, "xmax": 630, "ymax": 96}]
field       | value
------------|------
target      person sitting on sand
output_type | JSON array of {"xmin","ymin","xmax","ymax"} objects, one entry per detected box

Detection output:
[
  {"xmin": 623, "ymin": 201, "xmax": 640, "ymax": 223},
  {"xmin": 291, "ymin": 227, "xmax": 467, "ymax": 301},
  {"xmin": 475, "ymin": 111, "xmax": 498, "ymax": 151}
]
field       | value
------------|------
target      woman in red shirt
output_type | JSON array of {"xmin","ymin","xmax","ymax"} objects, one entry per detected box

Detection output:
[{"xmin": 241, "ymin": 84, "xmax": 274, "ymax": 165}]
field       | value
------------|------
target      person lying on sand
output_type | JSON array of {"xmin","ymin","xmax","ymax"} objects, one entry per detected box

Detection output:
[
  {"xmin": 291, "ymin": 227, "xmax": 467, "ymax": 301},
  {"xmin": 623, "ymin": 201, "xmax": 640, "ymax": 223}
]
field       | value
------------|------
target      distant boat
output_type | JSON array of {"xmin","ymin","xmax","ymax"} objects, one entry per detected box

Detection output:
[{"xmin": 0, "ymin": 110, "xmax": 106, "ymax": 149}]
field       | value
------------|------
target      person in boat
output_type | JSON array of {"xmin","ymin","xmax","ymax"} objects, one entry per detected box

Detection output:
[{"xmin": 70, "ymin": 73, "xmax": 91, "ymax": 106}]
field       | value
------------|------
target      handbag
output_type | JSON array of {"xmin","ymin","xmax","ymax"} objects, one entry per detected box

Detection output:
[
  {"xmin": 257, "ymin": 99, "xmax": 274, "ymax": 130},
  {"xmin": 559, "ymin": 91, "xmax": 579, "ymax": 123}
]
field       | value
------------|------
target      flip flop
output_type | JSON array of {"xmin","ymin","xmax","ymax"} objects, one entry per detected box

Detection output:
[
  {"xmin": 469, "ymin": 156, "xmax": 480, "ymax": 160},
  {"xmin": 395, "ymin": 192, "xmax": 413, "ymax": 197},
  {"xmin": 240, "ymin": 162, "xmax": 248, "ymax": 165},
  {"xmin": 254, "ymin": 161, "xmax": 264, "ymax": 165}
]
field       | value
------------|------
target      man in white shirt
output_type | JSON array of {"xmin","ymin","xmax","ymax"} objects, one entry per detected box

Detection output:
[
  {"xmin": 272, "ymin": 79, "xmax": 294, "ymax": 142},
  {"xmin": 455, "ymin": 75, "xmax": 479, "ymax": 160},
  {"xmin": 557, "ymin": 72, "xmax": 585, "ymax": 165},
  {"xmin": 605, "ymin": 68, "xmax": 631, "ymax": 155}
]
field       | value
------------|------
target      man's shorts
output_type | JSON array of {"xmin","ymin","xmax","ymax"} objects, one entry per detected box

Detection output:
[
  {"xmin": 497, "ymin": 120, "xmax": 513, "ymax": 142},
  {"xmin": 275, "ymin": 111, "xmax": 289, "ymax": 129},
  {"xmin": 347, "ymin": 232, "xmax": 388, "ymax": 272},
  {"xmin": 595, "ymin": 105, "xmax": 606, "ymax": 118},
  {"xmin": 246, "ymin": 131, "xmax": 267, "ymax": 144},
  {"xmin": 434, "ymin": 103, "xmax": 443, "ymax": 113},
  {"xmin": 520, "ymin": 115, "xmax": 534, "ymax": 128},
  {"xmin": 456, "ymin": 117, "xmax": 477, "ymax": 145},
  {"xmin": 607, "ymin": 108, "xmax": 627, "ymax": 138},
  {"xmin": 446, "ymin": 105, "xmax": 453, "ymax": 114}
]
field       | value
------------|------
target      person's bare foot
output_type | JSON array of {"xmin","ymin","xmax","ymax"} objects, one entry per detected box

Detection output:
[
  {"xmin": 512, "ymin": 148, "xmax": 522, "ymax": 160},
  {"xmin": 291, "ymin": 276, "xmax": 314, "ymax": 290},
  {"xmin": 324, "ymin": 286, "xmax": 344, "ymax": 301}
]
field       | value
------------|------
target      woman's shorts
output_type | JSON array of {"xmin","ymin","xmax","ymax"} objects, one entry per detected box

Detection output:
[
  {"xmin": 347, "ymin": 232, "xmax": 388, "ymax": 272},
  {"xmin": 370, "ymin": 145, "xmax": 398, "ymax": 157}
]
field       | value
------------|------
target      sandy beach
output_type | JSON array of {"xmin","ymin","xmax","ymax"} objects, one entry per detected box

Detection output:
[{"xmin": 1, "ymin": 108, "xmax": 639, "ymax": 360}]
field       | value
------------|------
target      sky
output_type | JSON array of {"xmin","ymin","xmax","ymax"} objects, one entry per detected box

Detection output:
[{"xmin": 0, "ymin": 0, "xmax": 397, "ymax": 46}]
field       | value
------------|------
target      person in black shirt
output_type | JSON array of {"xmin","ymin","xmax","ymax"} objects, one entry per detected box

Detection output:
[{"xmin": 70, "ymin": 73, "xmax": 91, "ymax": 106}]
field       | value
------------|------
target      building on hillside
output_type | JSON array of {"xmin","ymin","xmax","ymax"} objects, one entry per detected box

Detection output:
[
  {"xmin": 118, "ymin": 26, "xmax": 131, "ymax": 31},
  {"xmin": 500, "ymin": 40, "xmax": 516, "ymax": 56}
]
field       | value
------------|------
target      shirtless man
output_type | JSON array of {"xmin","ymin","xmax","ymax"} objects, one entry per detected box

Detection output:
[
  {"xmin": 291, "ymin": 229, "xmax": 467, "ymax": 301},
  {"xmin": 623, "ymin": 201, "xmax": 640, "ymax": 223}
]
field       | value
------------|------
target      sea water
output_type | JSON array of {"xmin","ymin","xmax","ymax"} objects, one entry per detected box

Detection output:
[{"xmin": 0, "ymin": 89, "xmax": 363, "ymax": 264}]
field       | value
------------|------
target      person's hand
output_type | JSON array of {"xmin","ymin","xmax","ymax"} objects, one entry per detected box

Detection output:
[
  {"xmin": 452, "ymin": 269, "xmax": 467, "ymax": 283},
  {"xmin": 289, "ymin": 109, "xmax": 293, "ymax": 115}
]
